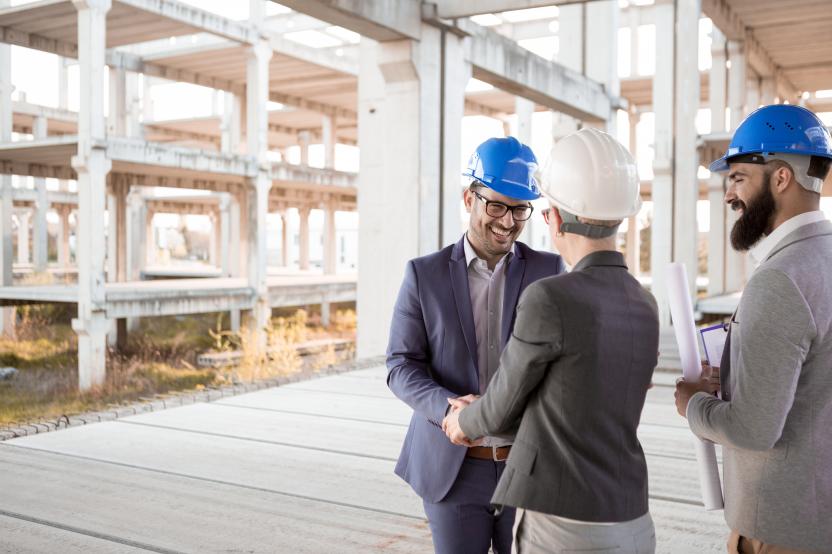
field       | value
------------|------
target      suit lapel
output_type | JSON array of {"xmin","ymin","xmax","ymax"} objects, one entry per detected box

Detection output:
[
  {"xmin": 449, "ymin": 240, "xmax": 479, "ymax": 374},
  {"xmin": 763, "ymin": 220, "xmax": 832, "ymax": 265},
  {"xmin": 501, "ymin": 246, "xmax": 527, "ymax": 347}
]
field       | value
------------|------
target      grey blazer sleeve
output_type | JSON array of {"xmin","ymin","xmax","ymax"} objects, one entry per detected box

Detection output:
[
  {"xmin": 387, "ymin": 260, "xmax": 457, "ymax": 427},
  {"xmin": 459, "ymin": 281, "xmax": 562, "ymax": 439},
  {"xmin": 687, "ymin": 268, "xmax": 816, "ymax": 450}
]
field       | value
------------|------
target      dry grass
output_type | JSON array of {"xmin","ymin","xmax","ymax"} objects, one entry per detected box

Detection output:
[{"xmin": 0, "ymin": 307, "xmax": 356, "ymax": 427}]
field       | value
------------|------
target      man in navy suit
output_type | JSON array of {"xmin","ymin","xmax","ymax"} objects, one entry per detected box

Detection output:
[{"xmin": 387, "ymin": 136, "xmax": 565, "ymax": 553}]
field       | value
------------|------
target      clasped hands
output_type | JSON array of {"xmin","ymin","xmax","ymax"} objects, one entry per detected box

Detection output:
[
  {"xmin": 674, "ymin": 362, "xmax": 721, "ymax": 418},
  {"xmin": 442, "ymin": 394, "xmax": 482, "ymax": 447}
]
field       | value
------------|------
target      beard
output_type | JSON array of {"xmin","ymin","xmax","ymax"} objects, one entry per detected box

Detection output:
[{"xmin": 730, "ymin": 173, "xmax": 776, "ymax": 251}]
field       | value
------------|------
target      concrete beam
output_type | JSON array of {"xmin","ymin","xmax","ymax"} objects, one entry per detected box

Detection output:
[
  {"xmin": 0, "ymin": 26, "xmax": 78, "ymax": 58},
  {"xmin": 457, "ymin": 18, "xmax": 611, "ymax": 122},
  {"xmin": 13, "ymin": 101, "xmax": 78, "ymax": 123},
  {"xmin": 106, "ymin": 138, "xmax": 258, "ymax": 177},
  {"xmin": 269, "ymin": 162, "xmax": 357, "ymax": 189},
  {"xmin": 107, "ymin": 50, "xmax": 245, "ymax": 96},
  {"xmin": 115, "ymin": 0, "xmax": 259, "ymax": 45},
  {"xmin": 273, "ymin": 0, "xmax": 422, "ymax": 42},
  {"xmin": 436, "ymin": 0, "xmax": 591, "ymax": 18}
]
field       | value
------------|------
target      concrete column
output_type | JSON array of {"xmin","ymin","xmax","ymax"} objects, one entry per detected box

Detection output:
[
  {"xmin": 228, "ymin": 195, "xmax": 240, "ymax": 275},
  {"xmin": 440, "ymin": 30, "xmax": 469, "ymax": 247},
  {"xmin": 221, "ymin": 92, "xmax": 242, "ymax": 154},
  {"xmin": 108, "ymin": 66, "xmax": 127, "ymax": 137},
  {"xmin": 760, "ymin": 77, "xmax": 776, "ymax": 105},
  {"xmin": 235, "ymin": 187, "xmax": 249, "ymax": 277},
  {"xmin": 707, "ymin": 27, "xmax": 727, "ymax": 296},
  {"xmin": 625, "ymin": 216, "xmax": 639, "ymax": 276},
  {"xmin": 323, "ymin": 201, "xmax": 336, "ymax": 275},
  {"xmin": 125, "ymin": 72, "xmax": 141, "ymax": 138},
  {"xmin": 585, "ymin": 0, "xmax": 619, "ymax": 134},
  {"xmin": 126, "ymin": 189, "xmax": 146, "ymax": 280},
  {"xmin": 298, "ymin": 131, "xmax": 311, "ymax": 166},
  {"xmin": 321, "ymin": 295, "xmax": 331, "ymax": 328},
  {"xmin": 280, "ymin": 210, "xmax": 289, "ymax": 267},
  {"xmin": 220, "ymin": 195, "xmax": 232, "ymax": 276},
  {"xmin": 628, "ymin": 4, "xmax": 640, "ymax": 79},
  {"xmin": 628, "ymin": 111, "xmax": 638, "ymax": 154},
  {"xmin": 72, "ymin": 0, "xmax": 112, "ymax": 391},
  {"xmin": 746, "ymin": 74, "xmax": 760, "ymax": 113},
  {"xmin": 142, "ymin": 75, "xmax": 154, "ymax": 123},
  {"xmin": 145, "ymin": 209, "xmax": 155, "ymax": 267},
  {"xmin": 298, "ymin": 206, "xmax": 310, "ymax": 270},
  {"xmin": 726, "ymin": 39, "xmax": 749, "ymax": 290},
  {"xmin": 322, "ymin": 115, "xmax": 336, "ymax": 169},
  {"xmin": 727, "ymin": 40, "xmax": 747, "ymax": 130},
  {"xmin": 673, "ymin": 0, "xmax": 701, "ymax": 294},
  {"xmin": 17, "ymin": 210, "xmax": 30, "ymax": 265},
  {"xmin": 58, "ymin": 57, "xmax": 69, "ymax": 110},
  {"xmin": 105, "ymin": 177, "xmax": 128, "ymax": 349},
  {"xmin": 57, "ymin": 206, "xmax": 72, "ymax": 266},
  {"xmin": 551, "ymin": 4, "xmax": 582, "ymax": 140},
  {"xmin": 0, "ymin": 23, "xmax": 13, "ymax": 334},
  {"xmin": 242, "ymin": 28, "xmax": 272, "ymax": 344},
  {"xmin": 208, "ymin": 210, "xmax": 218, "ymax": 266},
  {"xmin": 32, "ymin": 117, "xmax": 49, "ymax": 271},
  {"xmin": 515, "ymin": 96, "xmax": 537, "ymax": 248},
  {"xmin": 357, "ymin": 28, "xmax": 443, "ymax": 357},
  {"xmin": 650, "ymin": 0, "xmax": 675, "ymax": 325}
]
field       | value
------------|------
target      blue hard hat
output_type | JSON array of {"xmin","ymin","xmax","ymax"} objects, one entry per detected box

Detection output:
[
  {"xmin": 710, "ymin": 104, "xmax": 832, "ymax": 172},
  {"xmin": 463, "ymin": 136, "xmax": 540, "ymax": 200}
]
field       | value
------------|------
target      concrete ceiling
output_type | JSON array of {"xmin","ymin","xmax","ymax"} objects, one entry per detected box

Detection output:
[{"xmin": 704, "ymin": 0, "xmax": 832, "ymax": 94}]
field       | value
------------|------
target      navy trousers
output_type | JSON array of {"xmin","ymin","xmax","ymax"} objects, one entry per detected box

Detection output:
[{"xmin": 422, "ymin": 457, "xmax": 516, "ymax": 554}]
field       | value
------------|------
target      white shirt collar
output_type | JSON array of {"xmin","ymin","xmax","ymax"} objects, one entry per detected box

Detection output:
[
  {"xmin": 464, "ymin": 233, "xmax": 514, "ymax": 269},
  {"xmin": 749, "ymin": 210, "xmax": 827, "ymax": 267}
]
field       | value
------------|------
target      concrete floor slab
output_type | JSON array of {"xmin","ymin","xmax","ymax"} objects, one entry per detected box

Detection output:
[
  {"xmin": 2, "ymin": 365, "xmax": 730, "ymax": 552},
  {"xmin": 9, "ymin": 422, "xmax": 423, "ymax": 518},
  {"xmin": 0, "ymin": 445, "xmax": 430, "ymax": 553}
]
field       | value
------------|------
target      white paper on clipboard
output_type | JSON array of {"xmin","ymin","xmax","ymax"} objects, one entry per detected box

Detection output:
[{"xmin": 700, "ymin": 323, "xmax": 728, "ymax": 368}]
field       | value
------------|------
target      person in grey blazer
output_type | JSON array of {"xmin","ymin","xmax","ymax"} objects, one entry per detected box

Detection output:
[
  {"xmin": 444, "ymin": 128, "xmax": 659, "ymax": 553},
  {"xmin": 676, "ymin": 105, "xmax": 832, "ymax": 554}
]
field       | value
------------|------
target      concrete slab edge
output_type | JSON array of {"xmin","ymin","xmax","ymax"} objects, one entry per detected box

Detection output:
[{"xmin": 0, "ymin": 355, "xmax": 386, "ymax": 442}]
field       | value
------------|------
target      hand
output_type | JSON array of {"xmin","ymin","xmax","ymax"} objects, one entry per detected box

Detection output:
[
  {"xmin": 675, "ymin": 364, "xmax": 720, "ymax": 418},
  {"xmin": 447, "ymin": 394, "xmax": 479, "ymax": 413},
  {"xmin": 442, "ymin": 408, "xmax": 477, "ymax": 446}
]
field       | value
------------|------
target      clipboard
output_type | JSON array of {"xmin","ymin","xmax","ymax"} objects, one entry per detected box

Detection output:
[{"xmin": 699, "ymin": 323, "xmax": 728, "ymax": 368}]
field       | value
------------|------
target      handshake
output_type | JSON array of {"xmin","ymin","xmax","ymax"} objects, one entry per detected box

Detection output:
[{"xmin": 441, "ymin": 394, "xmax": 483, "ymax": 447}]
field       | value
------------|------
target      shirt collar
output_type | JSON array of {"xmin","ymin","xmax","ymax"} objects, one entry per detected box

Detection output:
[
  {"xmin": 464, "ymin": 233, "xmax": 514, "ymax": 269},
  {"xmin": 749, "ymin": 210, "xmax": 827, "ymax": 267}
]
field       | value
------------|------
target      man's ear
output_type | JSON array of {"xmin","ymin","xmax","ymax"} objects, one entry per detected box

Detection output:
[
  {"xmin": 463, "ymin": 188, "xmax": 474, "ymax": 213},
  {"xmin": 773, "ymin": 165, "xmax": 794, "ymax": 193}
]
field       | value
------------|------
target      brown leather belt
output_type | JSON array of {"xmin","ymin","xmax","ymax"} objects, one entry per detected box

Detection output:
[{"xmin": 466, "ymin": 445, "xmax": 511, "ymax": 462}]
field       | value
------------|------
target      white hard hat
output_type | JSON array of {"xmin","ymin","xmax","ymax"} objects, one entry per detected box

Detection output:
[{"xmin": 541, "ymin": 128, "xmax": 641, "ymax": 220}]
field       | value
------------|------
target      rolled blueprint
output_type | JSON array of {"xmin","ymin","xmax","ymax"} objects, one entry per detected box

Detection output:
[{"xmin": 666, "ymin": 262, "xmax": 725, "ymax": 510}]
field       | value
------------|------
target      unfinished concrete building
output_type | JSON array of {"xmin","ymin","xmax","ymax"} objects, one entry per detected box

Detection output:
[{"xmin": 2, "ymin": 0, "xmax": 832, "ymax": 390}]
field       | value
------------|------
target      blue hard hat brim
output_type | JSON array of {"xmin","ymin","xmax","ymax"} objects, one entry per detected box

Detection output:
[
  {"xmin": 474, "ymin": 178, "xmax": 540, "ymax": 201},
  {"xmin": 709, "ymin": 155, "xmax": 730, "ymax": 173}
]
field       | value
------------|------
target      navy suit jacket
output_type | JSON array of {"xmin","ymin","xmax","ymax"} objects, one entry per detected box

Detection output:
[{"xmin": 386, "ymin": 237, "xmax": 564, "ymax": 502}]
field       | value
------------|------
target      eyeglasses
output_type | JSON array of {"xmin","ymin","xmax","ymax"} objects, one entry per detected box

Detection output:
[{"xmin": 471, "ymin": 189, "xmax": 533, "ymax": 221}]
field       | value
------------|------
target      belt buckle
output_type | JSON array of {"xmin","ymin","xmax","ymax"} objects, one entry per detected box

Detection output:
[{"xmin": 492, "ymin": 445, "xmax": 506, "ymax": 462}]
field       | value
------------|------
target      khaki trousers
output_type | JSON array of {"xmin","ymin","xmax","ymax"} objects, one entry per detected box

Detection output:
[
  {"xmin": 513, "ymin": 508, "xmax": 655, "ymax": 554},
  {"xmin": 728, "ymin": 531, "xmax": 822, "ymax": 554}
]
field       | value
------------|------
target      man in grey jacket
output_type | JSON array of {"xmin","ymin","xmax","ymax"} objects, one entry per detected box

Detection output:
[
  {"xmin": 676, "ymin": 105, "xmax": 832, "ymax": 554},
  {"xmin": 444, "ymin": 129, "xmax": 659, "ymax": 553}
]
